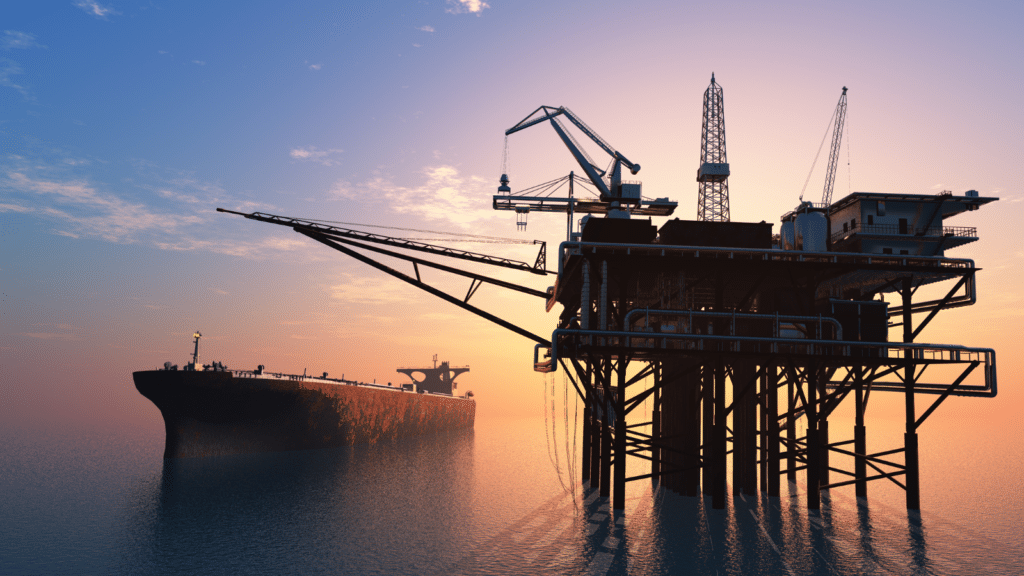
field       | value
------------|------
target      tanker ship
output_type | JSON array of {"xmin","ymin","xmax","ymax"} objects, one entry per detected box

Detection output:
[{"xmin": 134, "ymin": 332, "xmax": 475, "ymax": 458}]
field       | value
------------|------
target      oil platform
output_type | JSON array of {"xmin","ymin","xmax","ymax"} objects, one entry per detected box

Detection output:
[{"xmin": 221, "ymin": 76, "xmax": 998, "ymax": 512}]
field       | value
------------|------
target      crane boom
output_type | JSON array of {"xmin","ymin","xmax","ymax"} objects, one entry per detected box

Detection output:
[
  {"xmin": 504, "ymin": 105, "xmax": 640, "ymax": 202},
  {"xmin": 215, "ymin": 208, "xmax": 552, "ymax": 274},
  {"xmin": 821, "ymin": 87, "xmax": 848, "ymax": 207}
]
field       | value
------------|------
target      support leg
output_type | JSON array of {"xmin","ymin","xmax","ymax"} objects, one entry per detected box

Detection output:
[
  {"xmin": 614, "ymin": 358, "xmax": 627, "ymax": 510},
  {"xmin": 767, "ymin": 363, "xmax": 780, "ymax": 497},
  {"xmin": 703, "ymin": 364, "xmax": 714, "ymax": 496},
  {"xmin": 601, "ymin": 360, "xmax": 612, "ymax": 499},
  {"xmin": 652, "ymin": 362, "xmax": 661, "ymax": 483},
  {"xmin": 807, "ymin": 365, "xmax": 821, "ymax": 510},
  {"xmin": 787, "ymin": 373, "xmax": 796, "ymax": 483},
  {"xmin": 582, "ymin": 364, "xmax": 592, "ymax": 484},
  {"xmin": 903, "ymin": 278, "xmax": 921, "ymax": 511},
  {"xmin": 713, "ymin": 359, "xmax": 727, "ymax": 509}
]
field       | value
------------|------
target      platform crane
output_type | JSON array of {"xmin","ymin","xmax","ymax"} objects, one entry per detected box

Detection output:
[
  {"xmin": 502, "ymin": 106, "xmax": 641, "ymax": 205},
  {"xmin": 821, "ymin": 87, "xmax": 848, "ymax": 208}
]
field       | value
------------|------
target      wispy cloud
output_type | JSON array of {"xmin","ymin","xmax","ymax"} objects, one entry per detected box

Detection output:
[
  {"xmin": 153, "ymin": 235, "xmax": 311, "ymax": 258},
  {"xmin": 3, "ymin": 171, "xmax": 203, "ymax": 242},
  {"xmin": 23, "ymin": 332, "xmax": 80, "ymax": 340},
  {"xmin": 192, "ymin": 60, "xmax": 206, "ymax": 66},
  {"xmin": 0, "ymin": 158, "xmax": 312, "ymax": 260},
  {"xmin": 73, "ymin": 0, "xmax": 118, "ymax": 19},
  {"xmin": 309, "ymin": 63, "xmax": 321, "ymax": 70},
  {"xmin": 325, "ymin": 274, "xmax": 419, "ymax": 305},
  {"xmin": 290, "ymin": 146, "xmax": 344, "ymax": 166},
  {"xmin": 3, "ymin": 31, "xmax": 45, "ymax": 50},
  {"xmin": 417, "ymin": 25, "xmax": 435, "ymax": 32},
  {"xmin": 0, "ymin": 58, "xmax": 31, "ymax": 100},
  {"xmin": 446, "ymin": 0, "xmax": 489, "ymax": 14},
  {"xmin": 327, "ymin": 179, "xmax": 357, "ymax": 200},
  {"xmin": 352, "ymin": 165, "xmax": 500, "ymax": 227}
]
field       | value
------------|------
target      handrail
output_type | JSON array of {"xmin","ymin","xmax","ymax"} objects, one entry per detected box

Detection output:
[
  {"xmin": 555, "ymin": 240, "xmax": 977, "ymax": 279},
  {"xmin": 535, "ymin": 328, "xmax": 996, "ymax": 397},
  {"xmin": 831, "ymin": 224, "xmax": 978, "ymax": 244}
]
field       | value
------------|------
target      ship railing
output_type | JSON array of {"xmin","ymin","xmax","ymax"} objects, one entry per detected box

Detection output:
[{"xmin": 228, "ymin": 370, "xmax": 403, "ymax": 390}]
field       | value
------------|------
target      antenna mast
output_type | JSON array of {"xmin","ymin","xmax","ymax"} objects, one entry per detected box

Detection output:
[{"xmin": 697, "ymin": 73, "xmax": 730, "ymax": 222}]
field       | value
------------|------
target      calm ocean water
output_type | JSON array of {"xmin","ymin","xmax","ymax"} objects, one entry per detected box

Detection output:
[{"xmin": 2, "ymin": 413, "xmax": 1021, "ymax": 575}]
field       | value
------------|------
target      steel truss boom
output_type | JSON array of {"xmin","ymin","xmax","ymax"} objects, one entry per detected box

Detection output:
[
  {"xmin": 297, "ymin": 230, "xmax": 548, "ymax": 345},
  {"xmin": 822, "ymin": 87, "xmax": 848, "ymax": 207},
  {"xmin": 504, "ymin": 106, "xmax": 640, "ymax": 201},
  {"xmin": 219, "ymin": 207, "xmax": 550, "ymax": 345},
  {"xmin": 217, "ymin": 208, "xmax": 552, "ymax": 275}
]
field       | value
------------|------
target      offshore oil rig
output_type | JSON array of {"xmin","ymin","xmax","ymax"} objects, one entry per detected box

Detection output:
[{"xmin": 221, "ymin": 76, "xmax": 997, "ymax": 512}]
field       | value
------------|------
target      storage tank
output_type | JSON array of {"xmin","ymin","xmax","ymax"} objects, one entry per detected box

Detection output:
[
  {"xmin": 796, "ymin": 210, "xmax": 828, "ymax": 252},
  {"xmin": 780, "ymin": 220, "xmax": 796, "ymax": 250}
]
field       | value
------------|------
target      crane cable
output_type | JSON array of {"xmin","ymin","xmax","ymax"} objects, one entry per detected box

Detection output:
[
  {"xmin": 500, "ymin": 135, "xmax": 510, "ymax": 177},
  {"xmin": 296, "ymin": 217, "xmax": 538, "ymax": 245},
  {"xmin": 846, "ymin": 107, "xmax": 852, "ymax": 197},
  {"xmin": 800, "ymin": 104, "xmax": 840, "ymax": 202}
]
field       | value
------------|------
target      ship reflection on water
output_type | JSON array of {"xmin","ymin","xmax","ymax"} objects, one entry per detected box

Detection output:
[
  {"xmin": 117, "ymin": 420, "xmax": 1010, "ymax": 576},
  {"xmin": 140, "ymin": 428, "xmax": 477, "ymax": 575}
]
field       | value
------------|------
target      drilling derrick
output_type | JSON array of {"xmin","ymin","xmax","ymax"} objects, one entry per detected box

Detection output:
[{"xmin": 697, "ymin": 74, "xmax": 730, "ymax": 222}]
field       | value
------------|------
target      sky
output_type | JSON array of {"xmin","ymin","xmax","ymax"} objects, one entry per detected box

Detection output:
[{"xmin": 1, "ymin": 0, "xmax": 1022, "ymax": 431}]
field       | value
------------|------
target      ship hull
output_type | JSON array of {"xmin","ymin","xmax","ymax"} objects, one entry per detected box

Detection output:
[{"xmin": 134, "ymin": 370, "xmax": 476, "ymax": 458}]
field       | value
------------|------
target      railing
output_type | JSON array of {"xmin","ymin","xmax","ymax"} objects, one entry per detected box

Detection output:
[
  {"xmin": 556, "ymin": 241, "xmax": 976, "ymax": 278},
  {"xmin": 831, "ymin": 223, "xmax": 978, "ymax": 244},
  {"xmin": 534, "ymin": 329, "xmax": 996, "ymax": 397}
]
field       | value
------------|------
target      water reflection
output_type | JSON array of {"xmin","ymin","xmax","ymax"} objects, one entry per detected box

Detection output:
[
  {"xmin": 474, "ymin": 479, "xmax": 950, "ymax": 576},
  {"xmin": 124, "ymin": 429, "xmax": 476, "ymax": 576},
  {"xmin": 111, "ymin": 421, "xmax": 1015, "ymax": 575}
]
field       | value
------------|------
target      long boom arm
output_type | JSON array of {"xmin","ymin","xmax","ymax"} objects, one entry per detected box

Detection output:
[
  {"xmin": 216, "ymin": 208, "xmax": 551, "ymax": 275},
  {"xmin": 505, "ymin": 106, "xmax": 640, "ymax": 201},
  {"xmin": 822, "ymin": 87, "xmax": 848, "ymax": 207}
]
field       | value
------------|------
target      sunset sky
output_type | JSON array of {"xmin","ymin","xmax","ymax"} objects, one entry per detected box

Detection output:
[{"xmin": 2, "ymin": 0, "xmax": 1021, "ymax": 430}]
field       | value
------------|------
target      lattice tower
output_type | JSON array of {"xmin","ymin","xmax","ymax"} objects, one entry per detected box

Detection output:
[{"xmin": 697, "ymin": 75, "xmax": 730, "ymax": 222}]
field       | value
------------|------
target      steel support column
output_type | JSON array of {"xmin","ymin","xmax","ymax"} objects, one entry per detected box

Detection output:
[
  {"xmin": 766, "ymin": 362, "xmax": 781, "ymax": 497},
  {"xmin": 854, "ymin": 368, "xmax": 867, "ymax": 499},
  {"xmin": 652, "ymin": 361, "xmax": 661, "ymax": 482},
  {"xmin": 713, "ymin": 359, "xmax": 727, "ymax": 509},
  {"xmin": 903, "ymin": 278, "xmax": 921, "ymax": 510},
  {"xmin": 807, "ymin": 365, "xmax": 821, "ymax": 510},
  {"xmin": 582, "ymin": 363, "xmax": 592, "ymax": 484},
  {"xmin": 614, "ymin": 357, "xmax": 627, "ymax": 510},
  {"xmin": 683, "ymin": 363, "xmax": 702, "ymax": 496},
  {"xmin": 787, "ymin": 374, "xmax": 797, "ymax": 483},
  {"xmin": 703, "ymin": 363, "xmax": 714, "ymax": 495},
  {"xmin": 733, "ymin": 361, "xmax": 758, "ymax": 496},
  {"xmin": 601, "ymin": 359, "xmax": 612, "ymax": 498}
]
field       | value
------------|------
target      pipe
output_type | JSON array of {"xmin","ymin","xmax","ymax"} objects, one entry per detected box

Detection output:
[{"xmin": 622, "ymin": 308, "xmax": 844, "ymax": 341}]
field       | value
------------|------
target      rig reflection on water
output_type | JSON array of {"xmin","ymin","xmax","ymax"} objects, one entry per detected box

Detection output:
[{"xmin": 118, "ymin": 420, "xmax": 1014, "ymax": 576}]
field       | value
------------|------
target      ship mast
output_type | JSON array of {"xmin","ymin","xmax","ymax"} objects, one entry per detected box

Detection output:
[{"xmin": 191, "ymin": 331, "xmax": 202, "ymax": 367}]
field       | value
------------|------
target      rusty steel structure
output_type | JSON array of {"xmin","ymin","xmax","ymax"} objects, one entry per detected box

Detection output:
[
  {"xmin": 534, "ymin": 222, "xmax": 996, "ymax": 511},
  {"xmin": 220, "ymin": 86, "xmax": 999, "ymax": 513}
]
